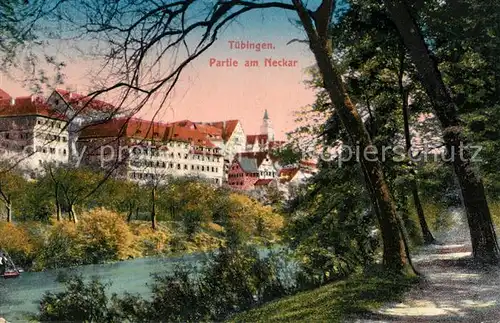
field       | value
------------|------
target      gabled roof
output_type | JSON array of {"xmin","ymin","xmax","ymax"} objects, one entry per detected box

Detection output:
[
  {"xmin": 235, "ymin": 151, "xmax": 269, "ymax": 168},
  {"xmin": 0, "ymin": 96, "xmax": 68, "ymax": 121},
  {"xmin": 78, "ymin": 117, "xmax": 168, "ymax": 141},
  {"xmin": 254, "ymin": 178, "xmax": 272, "ymax": 186},
  {"xmin": 0, "ymin": 89, "xmax": 11, "ymax": 100},
  {"xmin": 246, "ymin": 134, "xmax": 268, "ymax": 145},
  {"xmin": 79, "ymin": 117, "xmax": 216, "ymax": 148},
  {"xmin": 200, "ymin": 120, "xmax": 240, "ymax": 141},
  {"xmin": 238, "ymin": 157, "xmax": 259, "ymax": 173},
  {"xmin": 52, "ymin": 89, "xmax": 116, "ymax": 114},
  {"xmin": 174, "ymin": 120, "xmax": 222, "ymax": 138},
  {"xmin": 278, "ymin": 167, "xmax": 300, "ymax": 183}
]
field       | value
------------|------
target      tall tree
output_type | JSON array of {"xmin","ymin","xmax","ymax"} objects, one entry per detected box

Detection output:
[
  {"xmin": 292, "ymin": 0, "xmax": 412, "ymax": 274},
  {"xmin": 383, "ymin": 0, "xmax": 500, "ymax": 263}
]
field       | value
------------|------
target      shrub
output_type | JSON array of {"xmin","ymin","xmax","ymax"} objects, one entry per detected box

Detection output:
[
  {"xmin": 0, "ymin": 222, "xmax": 36, "ymax": 268},
  {"xmin": 33, "ymin": 221, "xmax": 83, "ymax": 270},
  {"xmin": 37, "ymin": 276, "xmax": 110, "ymax": 322},
  {"xmin": 130, "ymin": 223, "xmax": 171, "ymax": 256},
  {"xmin": 78, "ymin": 208, "xmax": 136, "ymax": 263}
]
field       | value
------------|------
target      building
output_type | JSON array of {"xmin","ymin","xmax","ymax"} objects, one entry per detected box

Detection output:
[
  {"xmin": 46, "ymin": 89, "xmax": 123, "ymax": 163},
  {"xmin": 76, "ymin": 117, "xmax": 224, "ymax": 185},
  {"xmin": 227, "ymin": 151, "xmax": 277, "ymax": 190},
  {"xmin": 0, "ymin": 94, "xmax": 69, "ymax": 176},
  {"xmin": 196, "ymin": 120, "xmax": 246, "ymax": 180}
]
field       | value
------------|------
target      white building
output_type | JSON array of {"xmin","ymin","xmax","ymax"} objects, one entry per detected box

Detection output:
[
  {"xmin": 0, "ymin": 95, "xmax": 69, "ymax": 177},
  {"xmin": 76, "ymin": 118, "xmax": 225, "ymax": 185}
]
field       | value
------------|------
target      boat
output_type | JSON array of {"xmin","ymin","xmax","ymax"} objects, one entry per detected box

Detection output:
[
  {"xmin": 0, "ymin": 250, "xmax": 20, "ymax": 279},
  {"xmin": 1, "ymin": 270, "xmax": 20, "ymax": 279}
]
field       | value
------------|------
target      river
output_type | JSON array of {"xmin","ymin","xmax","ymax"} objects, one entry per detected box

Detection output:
[{"xmin": 0, "ymin": 253, "xmax": 205, "ymax": 322}]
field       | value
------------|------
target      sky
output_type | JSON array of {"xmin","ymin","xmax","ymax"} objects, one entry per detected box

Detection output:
[{"xmin": 0, "ymin": 1, "xmax": 348, "ymax": 140}]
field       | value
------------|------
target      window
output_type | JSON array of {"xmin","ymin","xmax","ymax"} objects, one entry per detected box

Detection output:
[
  {"xmin": 39, "ymin": 160, "xmax": 42, "ymax": 165},
  {"xmin": 184, "ymin": 164, "xmax": 188, "ymax": 170},
  {"xmin": 177, "ymin": 164, "xmax": 181, "ymax": 170},
  {"xmin": 169, "ymin": 163, "xmax": 173, "ymax": 168},
  {"xmin": 184, "ymin": 154, "xmax": 188, "ymax": 159},
  {"xmin": 202, "ymin": 166, "xmax": 205, "ymax": 171},
  {"xmin": 42, "ymin": 148, "xmax": 47, "ymax": 153},
  {"xmin": 212, "ymin": 167, "xmax": 215, "ymax": 172},
  {"xmin": 63, "ymin": 137, "xmax": 67, "ymax": 142},
  {"xmin": 191, "ymin": 165, "xmax": 194, "ymax": 170},
  {"xmin": 37, "ymin": 120, "xmax": 41, "ymax": 125},
  {"xmin": 63, "ymin": 149, "xmax": 67, "ymax": 155},
  {"xmin": 5, "ymin": 133, "xmax": 9, "ymax": 139}
]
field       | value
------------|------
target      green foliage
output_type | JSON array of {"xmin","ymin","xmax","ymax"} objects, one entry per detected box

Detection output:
[
  {"xmin": 37, "ymin": 276, "xmax": 111, "ymax": 322},
  {"xmin": 35, "ymin": 239, "xmax": 296, "ymax": 322},
  {"xmin": 231, "ymin": 272, "xmax": 419, "ymax": 322},
  {"xmin": 285, "ymin": 161, "xmax": 379, "ymax": 285}
]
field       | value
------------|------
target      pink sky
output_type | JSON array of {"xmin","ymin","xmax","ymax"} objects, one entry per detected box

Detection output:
[{"xmin": 0, "ymin": 34, "xmax": 317, "ymax": 141}]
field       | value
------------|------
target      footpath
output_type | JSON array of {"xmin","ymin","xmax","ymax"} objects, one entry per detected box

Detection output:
[{"xmin": 356, "ymin": 209, "xmax": 500, "ymax": 322}]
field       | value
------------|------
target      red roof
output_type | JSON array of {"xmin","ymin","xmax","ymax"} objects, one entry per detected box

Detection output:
[
  {"xmin": 246, "ymin": 134, "xmax": 268, "ymax": 145},
  {"xmin": 200, "ymin": 120, "xmax": 240, "ymax": 141},
  {"xmin": 0, "ymin": 89, "xmax": 11, "ymax": 100},
  {"xmin": 54, "ymin": 89, "xmax": 116, "ymax": 114},
  {"xmin": 254, "ymin": 179, "xmax": 273, "ymax": 186},
  {"xmin": 79, "ymin": 117, "xmax": 216, "ymax": 148},
  {"xmin": 279, "ymin": 167, "xmax": 300, "ymax": 182},
  {"xmin": 300, "ymin": 159, "xmax": 318, "ymax": 168},
  {"xmin": 173, "ymin": 120, "xmax": 223, "ymax": 138},
  {"xmin": 0, "ymin": 96, "xmax": 67, "ymax": 121}
]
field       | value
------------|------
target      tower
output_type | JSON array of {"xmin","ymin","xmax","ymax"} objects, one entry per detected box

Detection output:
[{"xmin": 259, "ymin": 109, "xmax": 275, "ymax": 140}]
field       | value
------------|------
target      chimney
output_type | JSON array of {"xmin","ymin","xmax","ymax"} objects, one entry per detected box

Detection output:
[{"xmin": 10, "ymin": 97, "xmax": 15, "ymax": 106}]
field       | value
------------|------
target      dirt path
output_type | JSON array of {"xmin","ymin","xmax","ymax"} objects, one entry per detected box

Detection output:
[{"xmin": 356, "ymin": 208, "xmax": 500, "ymax": 322}]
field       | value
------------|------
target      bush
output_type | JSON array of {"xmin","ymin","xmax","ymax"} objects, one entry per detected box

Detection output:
[
  {"xmin": 0, "ymin": 221, "xmax": 37, "ymax": 268},
  {"xmin": 78, "ymin": 208, "xmax": 136, "ymax": 263},
  {"xmin": 33, "ymin": 221, "xmax": 83, "ymax": 270},
  {"xmin": 37, "ymin": 276, "xmax": 110, "ymax": 322},
  {"xmin": 130, "ymin": 222, "xmax": 171, "ymax": 256},
  {"xmin": 35, "ymin": 240, "xmax": 295, "ymax": 322}
]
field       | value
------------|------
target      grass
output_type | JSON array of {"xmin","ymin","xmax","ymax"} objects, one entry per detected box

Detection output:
[{"xmin": 229, "ymin": 272, "xmax": 419, "ymax": 323}]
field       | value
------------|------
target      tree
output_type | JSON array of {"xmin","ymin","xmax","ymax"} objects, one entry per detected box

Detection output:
[
  {"xmin": 0, "ymin": 163, "xmax": 26, "ymax": 222},
  {"xmin": 382, "ymin": 0, "xmax": 500, "ymax": 263}
]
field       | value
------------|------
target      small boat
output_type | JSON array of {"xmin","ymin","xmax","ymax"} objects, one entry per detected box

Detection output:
[
  {"xmin": 0, "ymin": 250, "xmax": 20, "ymax": 279},
  {"xmin": 1, "ymin": 270, "xmax": 20, "ymax": 279}
]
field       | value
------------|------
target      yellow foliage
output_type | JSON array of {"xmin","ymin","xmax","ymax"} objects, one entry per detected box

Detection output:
[
  {"xmin": 190, "ymin": 232, "xmax": 223, "ymax": 252},
  {"xmin": 0, "ymin": 222, "xmax": 34, "ymax": 255},
  {"xmin": 130, "ymin": 222, "xmax": 171, "ymax": 255},
  {"xmin": 489, "ymin": 200, "xmax": 500, "ymax": 228},
  {"xmin": 227, "ymin": 193, "xmax": 284, "ymax": 239},
  {"xmin": 78, "ymin": 208, "xmax": 136, "ymax": 260}
]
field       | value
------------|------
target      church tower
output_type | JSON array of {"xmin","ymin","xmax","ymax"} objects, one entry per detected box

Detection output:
[{"xmin": 259, "ymin": 109, "xmax": 275, "ymax": 140}]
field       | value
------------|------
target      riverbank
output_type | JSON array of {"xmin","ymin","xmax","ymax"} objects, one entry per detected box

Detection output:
[
  {"xmin": 229, "ymin": 271, "xmax": 418, "ymax": 322},
  {"xmin": 0, "ymin": 252, "xmax": 205, "ymax": 321},
  {"xmin": 0, "ymin": 207, "xmax": 283, "ymax": 273}
]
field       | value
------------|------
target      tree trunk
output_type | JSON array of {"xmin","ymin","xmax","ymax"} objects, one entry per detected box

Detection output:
[
  {"xmin": 55, "ymin": 184, "xmax": 61, "ymax": 222},
  {"xmin": 69, "ymin": 204, "xmax": 77, "ymax": 223},
  {"xmin": 398, "ymin": 49, "xmax": 436, "ymax": 245},
  {"xmin": 384, "ymin": 0, "xmax": 500, "ymax": 263},
  {"xmin": 293, "ymin": 0, "xmax": 414, "ymax": 274},
  {"xmin": 6, "ymin": 197, "xmax": 11, "ymax": 223},
  {"xmin": 151, "ymin": 187, "xmax": 156, "ymax": 230},
  {"xmin": 127, "ymin": 203, "xmax": 133, "ymax": 222}
]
